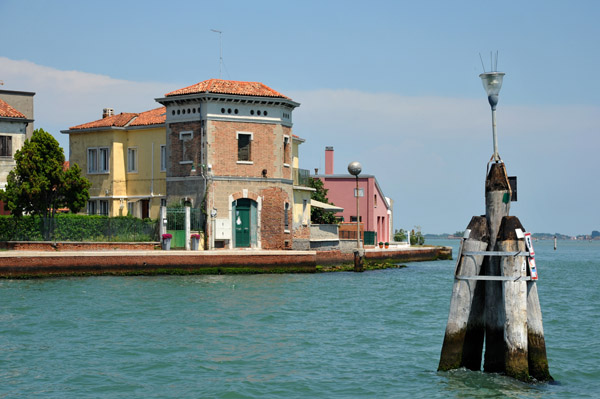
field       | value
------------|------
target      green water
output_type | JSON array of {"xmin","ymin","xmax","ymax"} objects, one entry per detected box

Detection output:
[{"xmin": 1, "ymin": 240, "xmax": 598, "ymax": 398}]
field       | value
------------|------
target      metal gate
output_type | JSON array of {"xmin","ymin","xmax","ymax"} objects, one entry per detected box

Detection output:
[{"xmin": 166, "ymin": 207, "xmax": 204, "ymax": 248}]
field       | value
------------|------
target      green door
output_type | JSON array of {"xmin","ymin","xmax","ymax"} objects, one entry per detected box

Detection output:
[{"xmin": 235, "ymin": 199, "xmax": 251, "ymax": 248}]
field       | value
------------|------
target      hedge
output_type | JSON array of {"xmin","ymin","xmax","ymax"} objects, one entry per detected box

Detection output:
[{"xmin": 0, "ymin": 214, "xmax": 158, "ymax": 242}]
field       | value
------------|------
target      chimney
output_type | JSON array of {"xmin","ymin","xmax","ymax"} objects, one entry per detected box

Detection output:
[
  {"xmin": 325, "ymin": 146, "xmax": 334, "ymax": 175},
  {"xmin": 102, "ymin": 108, "xmax": 114, "ymax": 119}
]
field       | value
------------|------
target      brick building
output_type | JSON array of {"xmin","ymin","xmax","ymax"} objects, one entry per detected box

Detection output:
[{"xmin": 155, "ymin": 79, "xmax": 301, "ymax": 249}]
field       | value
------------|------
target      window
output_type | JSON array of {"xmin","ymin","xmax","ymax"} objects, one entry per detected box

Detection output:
[
  {"xmin": 87, "ymin": 149, "xmax": 97, "ymax": 173},
  {"xmin": 87, "ymin": 200, "xmax": 97, "ymax": 215},
  {"xmin": 374, "ymin": 194, "xmax": 377, "ymax": 207},
  {"xmin": 99, "ymin": 148, "xmax": 109, "ymax": 172},
  {"xmin": 0, "ymin": 136, "xmax": 12, "ymax": 157},
  {"xmin": 160, "ymin": 145, "xmax": 167, "ymax": 171},
  {"xmin": 284, "ymin": 202, "xmax": 290, "ymax": 231},
  {"xmin": 350, "ymin": 216, "xmax": 362, "ymax": 222},
  {"xmin": 127, "ymin": 201, "xmax": 135, "ymax": 217},
  {"xmin": 127, "ymin": 147, "xmax": 137, "ymax": 172},
  {"xmin": 283, "ymin": 136, "xmax": 290, "ymax": 166},
  {"xmin": 99, "ymin": 200, "xmax": 109, "ymax": 216},
  {"xmin": 237, "ymin": 132, "xmax": 252, "ymax": 162},
  {"xmin": 87, "ymin": 147, "xmax": 109, "ymax": 173},
  {"xmin": 180, "ymin": 131, "xmax": 193, "ymax": 163}
]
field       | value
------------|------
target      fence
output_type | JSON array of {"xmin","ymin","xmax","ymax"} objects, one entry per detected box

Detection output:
[
  {"xmin": 339, "ymin": 229, "xmax": 377, "ymax": 245},
  {"xmin": 0, "ymin": 214, "xmax": 159, "ymax": 242}
]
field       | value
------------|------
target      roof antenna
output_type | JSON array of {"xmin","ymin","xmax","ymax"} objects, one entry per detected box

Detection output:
[
  {"xmin": 479, "ymin": 53, "xmax": 486, "ymax": 73},
  {"xmin": 210, "ymin": 29, "xmax": 223, "ymax": 79}
]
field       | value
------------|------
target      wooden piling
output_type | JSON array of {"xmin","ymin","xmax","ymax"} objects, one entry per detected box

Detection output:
[
  {"xmin": 484, "ymin": 162, "xmax": 512, "ymax": 373},
  {"xmin": 527, "ymin": 280, "xmax": 553, "ymax": 381},
  {"xmin": 439, "ymin": 216, "xmax": 489, "ymax": 371},
  {"xmin": 497, "ymin": 216, "xmax": 529, "ymax": 381},
  {"xmin": 353, "ymin": 249, "xmax": 364, "ymax": 272}
]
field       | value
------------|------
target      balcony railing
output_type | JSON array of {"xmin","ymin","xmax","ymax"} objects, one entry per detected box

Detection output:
[{"xmin": 293, "ymin": 168, "xmax": 310, "ymax": 187}]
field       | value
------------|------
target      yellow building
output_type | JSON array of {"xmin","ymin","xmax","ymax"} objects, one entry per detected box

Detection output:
[{"xmin": 62, "ymin": 107, "xmax": 166, "ymax": 219}]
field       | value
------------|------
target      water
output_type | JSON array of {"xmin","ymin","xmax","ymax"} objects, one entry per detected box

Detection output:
[{"xmin": 1, "ymin": 239, "xmax": 598, "ymax": 398}]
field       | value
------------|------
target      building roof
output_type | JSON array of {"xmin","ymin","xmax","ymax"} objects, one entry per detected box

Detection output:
[
  {"xmin": 69, "ymin": 107, "xmax": 166, "ymax": 130},
  {"xmin": 128, "ymin": 107, "xmax": 167, "ymax": 127},
  {"xmin": 165, "ymin": 79, "xmax": 290, "ymax": 99},
  {"xmin": 0, "ymin": 98, "xmax": 26, "ymax": 119}
]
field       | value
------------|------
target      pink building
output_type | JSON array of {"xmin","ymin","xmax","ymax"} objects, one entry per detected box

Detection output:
[{"xmin": 317, "ymin": 147, "xmax": 393, "ymax": 243}]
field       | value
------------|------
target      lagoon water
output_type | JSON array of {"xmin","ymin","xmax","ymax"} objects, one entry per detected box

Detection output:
[{"xmin": 1, "ymin": 239, "xmax": 599, "ymax": 398}]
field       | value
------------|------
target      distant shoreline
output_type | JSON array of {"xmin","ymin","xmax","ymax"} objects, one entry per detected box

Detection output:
[{"xmin": 425, "ymin": 233, "xmax": 599, "ymax": 241}]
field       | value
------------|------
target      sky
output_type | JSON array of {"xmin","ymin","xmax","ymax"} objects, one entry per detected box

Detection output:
[{"xmin": 1, "ymin": 0, "xmax": 598, "ymax": 236}]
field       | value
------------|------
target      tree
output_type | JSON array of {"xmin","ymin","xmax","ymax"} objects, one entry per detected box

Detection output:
[
  {"xmin": 410, "ymin": 226, "xmax": 425, "ymax": 245},
  {"xmin": 394, "ymin": 228, "xmax": 407, "ymax": 242},
  {"xmin": 307, "ymin": 177, "xmax": 338, "ymax": 224},
  {"xmin": 0, "ymin": 128, "xmax": 91, "ymax": 240}
]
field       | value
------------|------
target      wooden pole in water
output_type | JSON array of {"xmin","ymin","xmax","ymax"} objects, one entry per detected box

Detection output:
[
  {"xmin": 497, "ymin": 216, "xmax": 529, "ymax": 381},
  {"xmin": 483, "ymin": 162, "xmax": 511, "ymax": 373},
  {"xmin": 439, "ymin": 216, "xmax": 489, "ymax": 371},
  {"xmin": 527, "ymin": 276, "xmax": 553, "ymax": 381}
]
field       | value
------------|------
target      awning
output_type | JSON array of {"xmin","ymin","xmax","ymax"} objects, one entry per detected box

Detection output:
[{"xmin": 310, "ymin": 199, "xmax": 344, "ymax": 213}]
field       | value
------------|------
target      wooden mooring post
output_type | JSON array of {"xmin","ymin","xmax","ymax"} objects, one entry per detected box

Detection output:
[
  {"xmin": 438, "ymin": 216, "xmax": 488, "ymax": 371},
  {"xmin": 439, "ymin": 162, "xmax": 552, "ymax": 382}
]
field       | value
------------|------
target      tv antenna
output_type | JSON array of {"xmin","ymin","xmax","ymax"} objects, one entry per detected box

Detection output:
[{"xmin": 210, "ymin": 29, "xmax": 223, "ymax": 79}]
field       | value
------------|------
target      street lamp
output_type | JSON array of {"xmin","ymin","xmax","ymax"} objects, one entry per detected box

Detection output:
[
  {"xmin": 348, "ymin": 161, "xmax": 362, "ymax": 249},
  {"xmin": 479, "ymin": 71, "xmax": 505, "ymax": 162}
]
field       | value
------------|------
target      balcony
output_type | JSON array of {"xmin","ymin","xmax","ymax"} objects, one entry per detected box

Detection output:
[{"xmin": 293, "ymin": 168, "xmax": 310, "ymax": 187}]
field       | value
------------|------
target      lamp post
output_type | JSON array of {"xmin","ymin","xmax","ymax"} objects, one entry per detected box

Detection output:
[
  {"xmin": 348, "ymin": 161, "xmax": 363, "ymax": 272},
  {"xmin": 348, "ymin": 161, "xmax": 362, "ymax": 249},
  {"xmin": 479, "ymin": 71, "xmax": 505, "ymax": 162}
]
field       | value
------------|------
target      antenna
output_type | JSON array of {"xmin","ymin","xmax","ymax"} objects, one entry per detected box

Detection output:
[
  {"xmin": 210, "ymin": 29, "xmax": 223, "ymax": 79},
  {"xmin": 479, "ymin": 51, "xmax": 500, "ymax": 72},
  {"xmin": 479, "ymin": 53, "xmax": 486, "ymax": 73}
]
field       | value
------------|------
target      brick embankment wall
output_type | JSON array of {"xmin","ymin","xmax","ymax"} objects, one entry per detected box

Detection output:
[
  {"xmin": 316, "ymin": 246, "xmax": 452, "ymax": 265},
  {"xmin": 0, "ymin": 242, "xmax": 158, "ymax": 251},
  {"xmin": 0, "ymin": 251, "xmax": 316, "ymax": 278}
]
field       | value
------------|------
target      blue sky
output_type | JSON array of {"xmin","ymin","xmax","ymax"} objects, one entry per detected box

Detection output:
[{"xmin": 1, "ymin": 0, "xmax": 598, "ymax": 235}]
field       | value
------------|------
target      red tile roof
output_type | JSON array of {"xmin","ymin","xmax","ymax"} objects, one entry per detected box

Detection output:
[
  {"xmin": 165, "ymin": 79, "xmax": 290, "ymax": 99},
  {"xmin": 128, "ymin": 107, "xmax": 166, "ymax": 127},
  {"xmin": 0, "ymin": 99, "xmax": 26, "ymax": 119},
  {"xmin": 69, "ymin": 107, "xmax": 166, "ymax": 130}
]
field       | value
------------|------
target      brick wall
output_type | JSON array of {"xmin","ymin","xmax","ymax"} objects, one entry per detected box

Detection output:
[
  {"xmin": 259, "ymin": 186, "xmax": 291, "ymax": 250},
  {"xmin": 1, "ymin": 241, "xmax": 157, "ymax": 251},
  {"xmin": 168, "ymin": 121, "xmax": 202, "ymax": 177},
  {"xmin": 209, "ymin": 121, "xmax": 292, "ymax": 180}
]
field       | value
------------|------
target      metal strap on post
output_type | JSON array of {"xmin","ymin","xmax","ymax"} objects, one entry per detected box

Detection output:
[
  {"xmin": 462, "ymin": 251, "xmax": 529, "ymax": 257},
  {"xmin": 455, "ymin": 275, "xmax": 531, "ymax": 282},
  {"xmin": 456, "ymin": 250, "xmax": 532, "ymax": 281}
]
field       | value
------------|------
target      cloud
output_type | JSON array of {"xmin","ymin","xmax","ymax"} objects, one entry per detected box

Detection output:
[{"xmin": 0, "ymin": 57, "xmax": 175, "ymax": 148}]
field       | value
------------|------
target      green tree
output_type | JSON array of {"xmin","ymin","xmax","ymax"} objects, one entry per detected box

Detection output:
[
  {"xmin": 394, "ymin": 228, "xmax": 407, "ymax": 242},
  {"xmin": 0, "ymin": 128, "xmax": 91, "ymax": 240},
  {"xmin": 410, "ymin": 226, "xmax": 425, "ymax": 245},
  {"xmin": 308, "ymin": 177, "xmax": 338, "ymax": 224}
]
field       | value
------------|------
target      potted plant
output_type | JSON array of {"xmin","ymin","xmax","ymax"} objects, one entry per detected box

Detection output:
[
  {"xmin": 384, "ymin": 242, "xmax": 389, "ymax": 249},
  {"xmin": 162, "ymin": 233, "xmax": 172, "ymax": 250},
  {"xmin": 378, "ymin": 241, "xmax": 384, "ymax": 249},
  {"xmin": 191, "ymin": 233, "xmax": 201, "ymax": 250}
]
